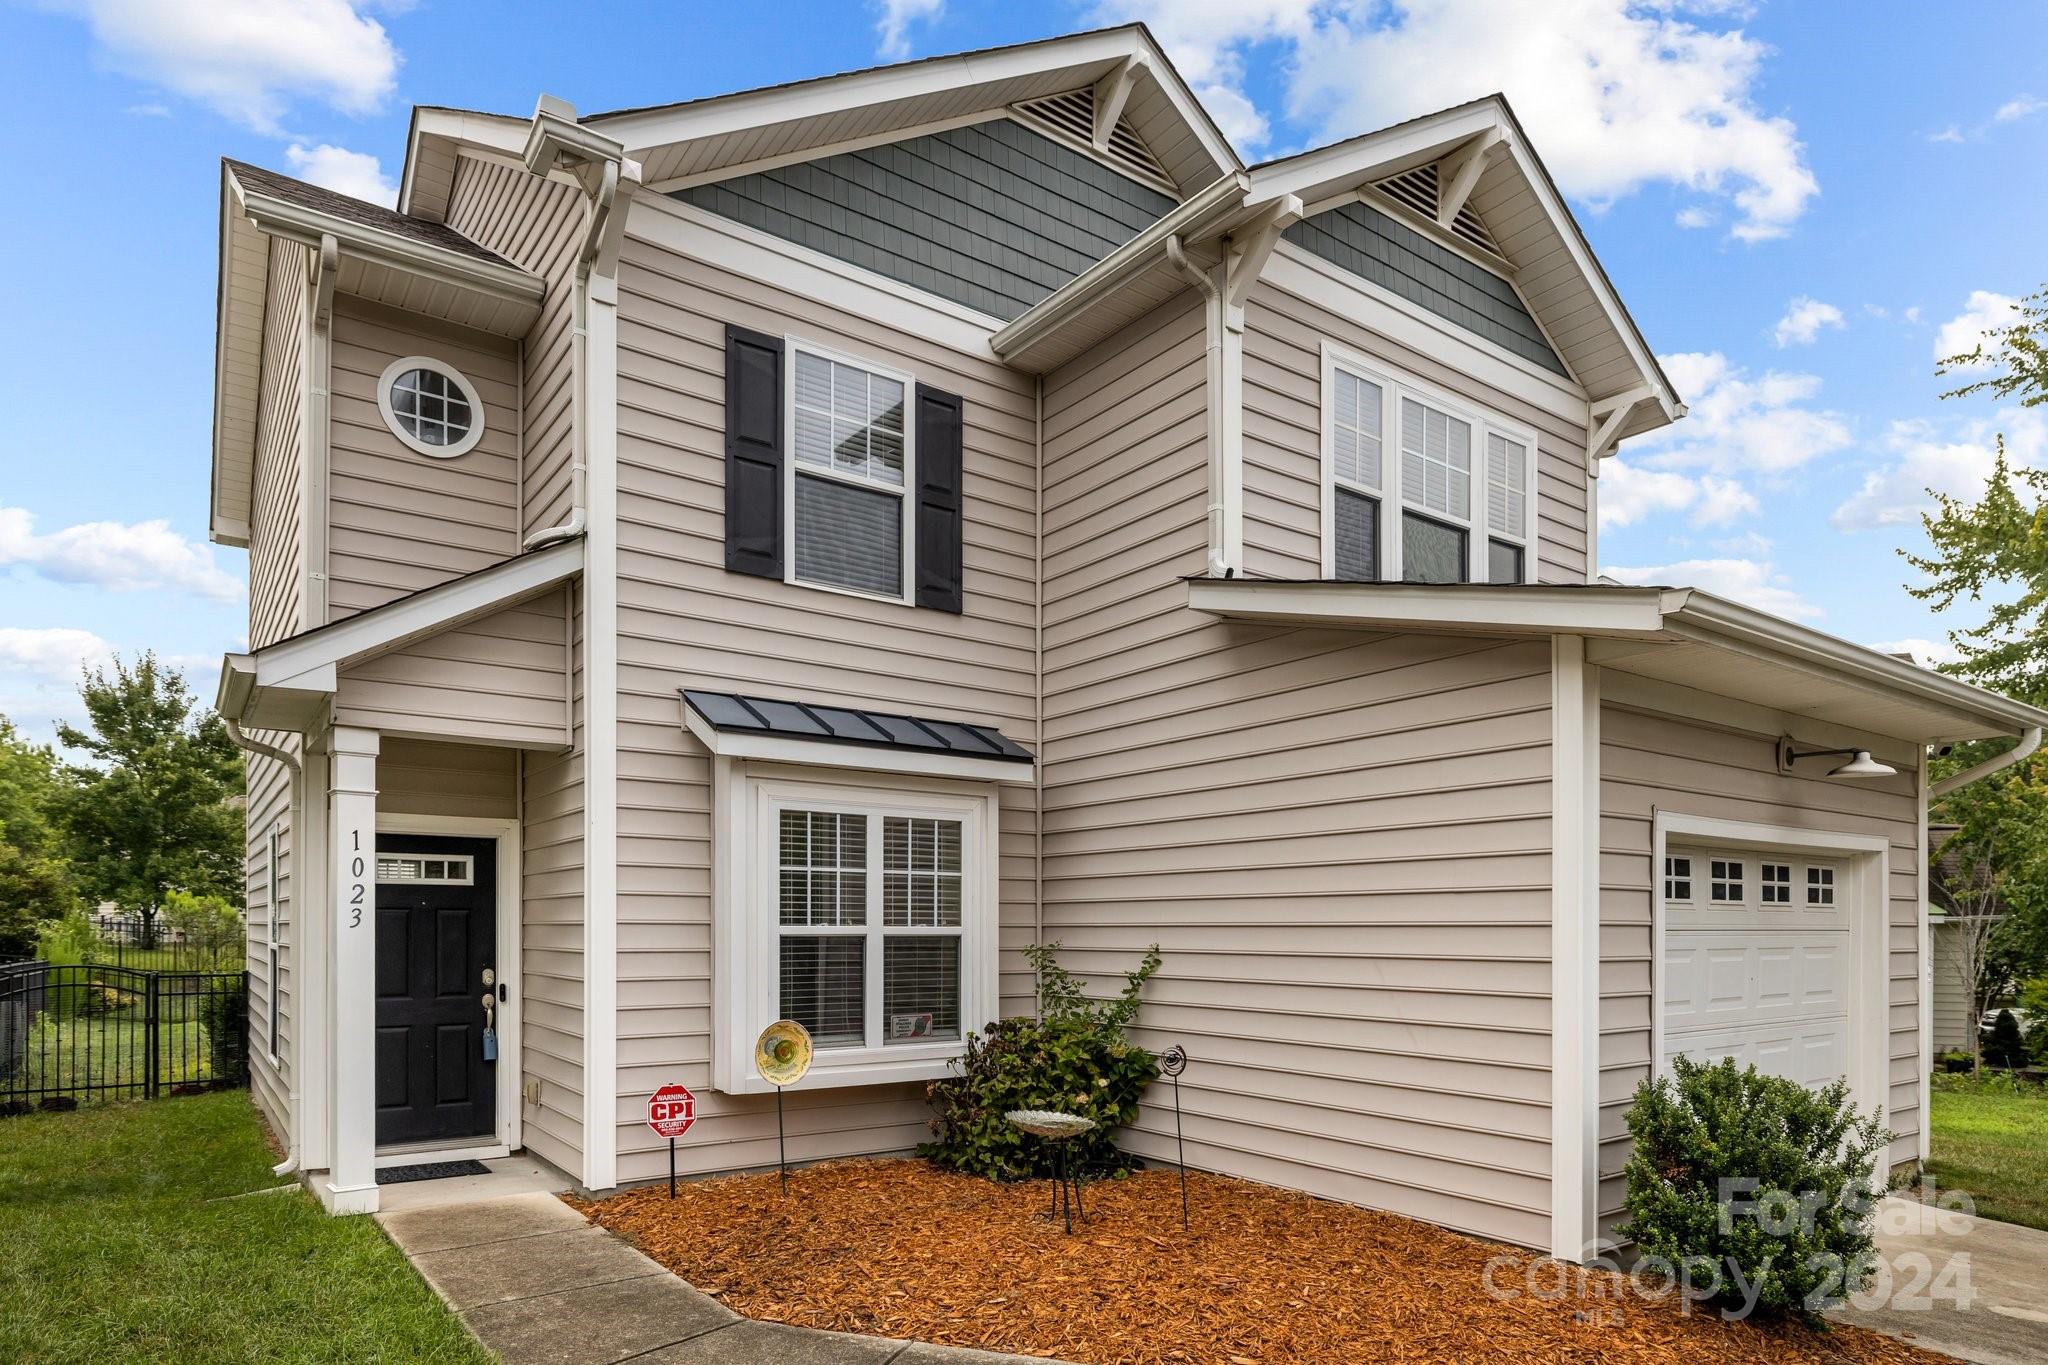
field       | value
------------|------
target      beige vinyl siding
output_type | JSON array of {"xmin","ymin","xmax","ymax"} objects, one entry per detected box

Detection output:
[
  {"xmin": 245, "ymin": 241, "xmax": 311, "ymax": 1133},
  {"xmin": 604, "ymin": 216, "xmax": 1039, "ymax": 1183},
  {"xmin": 334, "ymin": 588, "xmax": 571, "ymax": 749},
  {"xmin": 1040, "ymin": 295, "xmax": 1556, "ymax": 1250},
  {"xmin": 1239, "ymin": 275, "xmax": 1591, "ymax": 585},
  {"xmin": 378, "ymin": 737, "xmax": 518, "ymax": 819},
  {"xmin": 1930, "ymin": 922, "xmax": 1973, "ymax": 1053},
  {"xmin": 325, "ymin": 297, "xmax": 521, "ymax": 618},
  {"xmin": 443, "ymin": 155, "xmax": 586, "ymax": 537},
  {"xmin": 1597, "ymin": 696, "xmax": 1926, "ymax": 1239}
]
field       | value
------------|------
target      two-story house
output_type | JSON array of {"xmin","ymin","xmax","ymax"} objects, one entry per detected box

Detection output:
[{"xmin": 209, "ymin": 24, "xmax": 2048, "ymax": 1261}]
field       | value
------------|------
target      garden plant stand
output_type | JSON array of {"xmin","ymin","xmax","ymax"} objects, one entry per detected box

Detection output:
[{"xmin": 1005, "ymin": 1110, "xmax": 1095, "ymax": 1234}]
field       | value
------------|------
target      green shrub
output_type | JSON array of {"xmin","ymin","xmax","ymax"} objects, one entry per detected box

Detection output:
[
  {"xmin": 1936, "ymin": 1049, "xmax": 1973, "ymax": 1073},
  {"xmin": 33, "ymin": 907, "xmax": 95, "ymax": 968},
  {"xmin": 1621, "ymin": 1056, "xmax": 1893, "ymax": 1325},
  {"xmin": 921, "ymin": 942, "xmax": 1161, "ymax": 1180},
  {"xmin": 162, "ymin": 889, "xmax": 245, "ymax": 969},
  {"xmin": 199, "ymin": 980, "xmax": 248, "ymax": 1082},
  {"xmin": 1985, "ymin": 1009, "xmax": 2027, "ymax": 1068}
]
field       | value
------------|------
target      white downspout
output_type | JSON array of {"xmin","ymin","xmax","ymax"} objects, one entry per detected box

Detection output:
[
  {"xmin": 1929, "ymin": 726, "xmax": 2042, "ymax": 799},
  {"xmin": 1164, "ymin": 234, "xmax": 1232, "ymax": 578},
  {"xmin": 224, "ymin": 719, "xmax": 306, "ymax": 1178}
]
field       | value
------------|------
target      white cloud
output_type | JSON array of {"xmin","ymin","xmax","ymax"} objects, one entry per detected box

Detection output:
[
  {"xmin": 1904, "ymin": 306, "xmax": 1923, "ymax": 324},
  {"xmin": 1603, "ymin": 556, "xmax": 1821, "ymax": 620},
  {"xmin": 1097, "ymin": 0, "xmax": 1817, "ymax": 239},
  {"xmin": 1599, "ymin": 459, "xmax": 1757, "ymax": 529},
  {"xmin": 1929, "ymin": 125, "xmax": 1966, "ymax": 144},
  {"xmin": 50, "ymin": 0, "xmax": 398, "ymax": 134},
  {"xmin": 1934, "ymin": 290, "xmax": 2021, "ymax": 370},
  {"xmin": 1831, "ymin": 409, "xmax": 2048, "ymax": 530},
  {"xmin": 1869, "ymin": 637, "xmax": 1961, "ymax": 668},
  {"xmin": 1995, "ymin": 94, "xmax": 2046, "ymax": 122},
  {"xmin": 1772, "ymin": 296, "xmax": 1844, "ymax": 348},
  {"xmin": 873, "ymin": 0, "xmax": 943, "ymax": 60},
  {"xmin": 1626, "ymin": 351, "xmax": 1853, "ymax": 474},
  {"xmin": 0, "ymin": 628, "xmax": 114, "ymax": 683},
  {"xmin": 0, "ymin": 506, "xmax": 242, "ymax": 601},
  {"xmin": 285, "ymin": 142, "xmax": 396, "ymax": 207},
  {"xmin": 1675, "ymin": 206, "xmax": 1715, "ymax": 229}
]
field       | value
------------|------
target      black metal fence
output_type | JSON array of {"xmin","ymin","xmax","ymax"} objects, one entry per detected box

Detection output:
[{"xmin": 0, "ymin": 960, "xmax": 248, "ymax": 1115}]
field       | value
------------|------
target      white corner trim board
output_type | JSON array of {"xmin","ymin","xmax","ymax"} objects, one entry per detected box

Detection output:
[{"xmin": 1549, "ymin": 636, "xmax": 1601, "ymax": 1262}]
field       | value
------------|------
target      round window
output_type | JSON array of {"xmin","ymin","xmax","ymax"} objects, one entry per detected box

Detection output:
[{"xmin": 377, "ymin": 357, "xmax": 485, "ymax": 458}]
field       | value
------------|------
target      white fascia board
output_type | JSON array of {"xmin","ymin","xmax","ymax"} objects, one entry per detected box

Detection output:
[
  {"xmin": 590, "ymin": 27, "xmax": 1239, "ymax": 173},
  {"xmin": 681, "ymin": 706, "xmax": 1035, "ymax": 785},
  {"xmin": 990, "ymin": 171, "xmax": 1248, "ymax": 366},
  {"xmin": 1246, "ymin": 101, "xmax": 1502, "ymax": 209},
  {"xmin": 217, "ymin": 653, "xmax": 256, "ymax": 717},
  {"xmin": 1188, "ymin": 579, "xmax": 1669, "ymax": 637},
  {"xmin": 1665, "ymin": 590, "xmax": 2048, "ymax": 736},
  {"xmin": 211, "ymin": 173, "xmax": 261, "ymax": 549},
  {"xmin": 232, "ymin": 180, "xmax": 546, "ymax": 313},
  {"xmin": 251, "ymin": 539, "xmax": 585, "ymax": 688},
  {"xmin": 398, "ymin": 106, "xmax": 531, "ymax": 218}
]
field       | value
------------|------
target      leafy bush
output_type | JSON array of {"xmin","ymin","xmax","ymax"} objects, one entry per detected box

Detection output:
[
  {"xmin": 1985, "ymin": 1009, "xmax": 2028, "ymax": 1068},
  {"xmin": 163, "ymin": 890, "xmax": 245, "ymax": 970},
  {"xmin": 1621, "ymin": 1056, "xmax": 1893, "ymax": 1325},
  {"xmin": 1936, "ymin": 1049, "xmax": 1973, "ymax": 1073},
  {"xmin": 33, "ymin": 907, "xmax": 95, "ymax": 968},
  {"xmin": 922, "ymin": 942, "xmax": 1162, "ymax": 1180},
  {"xmin": 199, "ymin": 981, "xmax": 249, "ymax": 1083}
]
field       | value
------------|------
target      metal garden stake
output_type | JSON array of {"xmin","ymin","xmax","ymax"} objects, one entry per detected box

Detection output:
[{"xmin": 1160, "ymin": 1044, "xmax": 1190, "ymax": 1229}]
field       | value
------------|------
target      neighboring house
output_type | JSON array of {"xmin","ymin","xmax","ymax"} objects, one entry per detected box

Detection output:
[
  {"xmin": 1927, "ymin": 823, "xmax": 2010, "ymax": 1053},
  {"xmin": 207, "ymin": 25, "xmax": 2048, "ymax": 1261}
]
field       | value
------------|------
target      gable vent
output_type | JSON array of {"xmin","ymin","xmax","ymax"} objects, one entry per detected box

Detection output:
[
  {"xmin": 1010, "ymin": 89, "xmax": 1178, "ymax": 196},
  {"xmin": 1373, "ymin": 163, "xmax": 1504, "ymax": 259}
]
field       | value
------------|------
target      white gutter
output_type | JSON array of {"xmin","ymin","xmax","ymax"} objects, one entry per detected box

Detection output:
[
  {"xmin": 1165, "ymin": 233, "xmax": 1231, "ymax": 578},
  {"xmin": 1931, "ymin": 727, "xmax": 2043, "ymax": 799},
  {"xmin": 222, "ymin": 718, "xmax": 305, "ymax": 1178}
]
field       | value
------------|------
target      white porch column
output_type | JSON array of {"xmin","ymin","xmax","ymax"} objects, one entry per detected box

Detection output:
[
  {"xmin": 1550, "ymin": 636, "xmax": 1602, "ymax": 1260},
  {"xmin": 321, "ymin": 726, "xmax": 379, "ymax": 1215}
]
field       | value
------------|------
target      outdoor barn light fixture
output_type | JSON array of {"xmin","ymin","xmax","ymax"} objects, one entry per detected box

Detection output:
[{"xmin": 1776, "ymin": 736, "xmax": 1899, "ymax": 779}]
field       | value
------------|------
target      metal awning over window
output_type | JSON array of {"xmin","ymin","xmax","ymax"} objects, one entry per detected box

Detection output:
[{"xmin": 680, "ymin": 689, "xmax": 1034, "ymax": 783}]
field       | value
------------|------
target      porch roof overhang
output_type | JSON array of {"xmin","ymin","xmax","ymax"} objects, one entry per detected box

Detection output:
[
  {"xmin": 218, "ymin": 538, "xmax": 586, "ymax": 733},
  {"xmin": 1186, "ymin": 578, "xmax": 2048, "ymax": 746}
]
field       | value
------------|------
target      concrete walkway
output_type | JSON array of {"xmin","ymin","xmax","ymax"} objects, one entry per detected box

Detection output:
[
  {"xmin": 379, "ymin": 1186, "xmax": 1060, "ymax": 1364},
  {"xmin": 1831, "ymin": 1196, "xmax": 2048, "ymax": 1365}
]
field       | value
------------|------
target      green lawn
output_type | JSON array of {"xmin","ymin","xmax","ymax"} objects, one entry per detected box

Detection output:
[
  {"xmin": 1926, "ymin": 1076, "xmax": 2048, "ymax": 1232},
  {"xmin": 0, "ymin": 1091, "xmax": 488, "ymax": 1363}
]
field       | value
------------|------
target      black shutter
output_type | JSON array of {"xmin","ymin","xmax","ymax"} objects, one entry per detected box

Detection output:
[
  {"xmin": 913, "ymin": 384, "xmax": 965, "ymax": 613},
  {"xmin": 724, "ymin": 324, "xmax": 784, "ymax": 579}
]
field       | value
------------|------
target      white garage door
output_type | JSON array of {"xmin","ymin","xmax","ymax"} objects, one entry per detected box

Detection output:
[{"xmin": 1661, "ymin": 848, "xmax": 1851, "ymax": 1090}]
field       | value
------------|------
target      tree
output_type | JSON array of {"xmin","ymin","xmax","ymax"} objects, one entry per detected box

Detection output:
[
  {"xmin": 1937, "ymin": 834, "xmax": 2013, "ymax": 1072},
  {"xmin": 0, "ymin": 718, "xmax": 77, "ymax": 956},
  {"xmin": 53, "ymin": 654, "xmax": 244, "ymax": 945},
  {"xmin": 1907, "ymin": 281, "xmax": 2048, "ymax": 998}
]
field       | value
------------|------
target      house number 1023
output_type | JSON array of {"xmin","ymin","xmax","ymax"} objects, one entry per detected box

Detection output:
[{"xmin": 348, "ymin": 830, "xmax": 366, "ymax": 928}]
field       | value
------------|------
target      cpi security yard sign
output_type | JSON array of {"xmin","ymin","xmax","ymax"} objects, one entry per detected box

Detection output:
[{"xmin": 648, "ymin": 1082, "xmax": 696, "ymax": 1196}]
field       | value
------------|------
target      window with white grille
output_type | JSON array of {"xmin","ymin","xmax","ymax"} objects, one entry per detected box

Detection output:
[
  {"xmin": 1663, "ymin": 855, "xmax": 1693, "ymax": 902},
  {"xmin": 1710, "ymin": 859, "xmax": 1745, "ymax": 904},
  {"xmin": 1806, "ymin": 865, "xmax": 1837, "ymax": 907},
  {"xmin": 721, "ymin": 772, "xmax": 997, "ymax": 1091},
  {"xmin": 377, "ymin": 356, "xmax": 485, "ymax": 459},
  {"xmin": 376, "ymin": 854, "xmax": 474, "ymax": 885},
  {"xmin": 1760, "ymin": 862, "xmax": 1793, "ymax": 904},
  {"xmin": 1321, "ymin": 344, "xmax": 1534, "ymax": 585},
  {"xmin": 788, "ymin": 343, "xmax": 913, "ymax": 601}
]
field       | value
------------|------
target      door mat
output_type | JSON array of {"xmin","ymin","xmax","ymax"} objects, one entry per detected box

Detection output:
[{"xmin": 377, "ymin": 1159, "xmax": 492, "ymax": 1186}]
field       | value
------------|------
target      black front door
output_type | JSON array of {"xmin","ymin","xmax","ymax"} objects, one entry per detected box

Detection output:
[{"xmin": 375, "ymin": 834, "xmax": 497, "ymax": 1146}]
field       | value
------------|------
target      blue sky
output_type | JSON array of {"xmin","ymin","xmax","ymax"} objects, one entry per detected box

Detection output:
[{"xmin": 1, "ymin": 1, "xmax": 2044, "ymax": 740}]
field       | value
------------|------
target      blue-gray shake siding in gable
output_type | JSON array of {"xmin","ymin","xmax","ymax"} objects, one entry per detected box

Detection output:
[
  {"xmin": 675, "ymin": 118, "xmax": 1176, "ymax": 321},
  {"xmin": 1285, "ymin": 201, "xmax": 1569, "ymax": 377}
]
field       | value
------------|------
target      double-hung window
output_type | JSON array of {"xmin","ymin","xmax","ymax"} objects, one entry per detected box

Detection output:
[
  {"xmin": 787, "ymin": 342, "xmax": 914, "ymax": 601},
  {"xmin": 1321, "ymin": 343, "xmax": 1536, "ymax": 584},
  {"xmin": 719, "ymin": 771, "xmax": 996, "ymax": 1092}
]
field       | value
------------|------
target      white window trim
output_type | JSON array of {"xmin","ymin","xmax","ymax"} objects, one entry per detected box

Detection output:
[
  {"xmin": 714, "ymin": 764, "xmax": 998, "ymax": 1095},
  {"xmin": 781, "ymin": 337, "xmax": 918, "ymax": 606},
  {"xmin": 376, "ymin": 355, "xmax": 486, "ymax": 459},
  {"xmin": 1319, "ymin": 340, "xmax": 1538, "ymax": 585}
]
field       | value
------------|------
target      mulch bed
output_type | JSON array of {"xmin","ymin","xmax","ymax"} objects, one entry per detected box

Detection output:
[{"xmin": 570, "ymin": 1159, "xmax": 1943, "ymax": 1365}]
